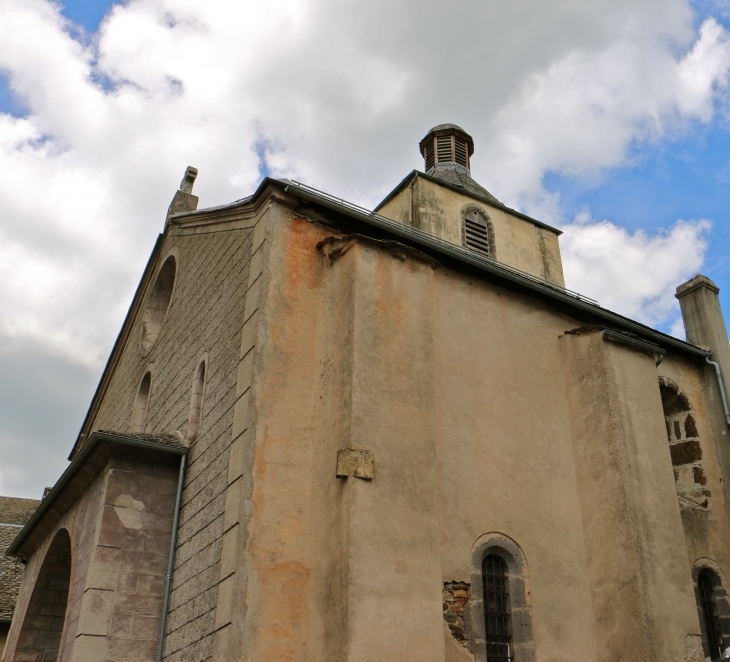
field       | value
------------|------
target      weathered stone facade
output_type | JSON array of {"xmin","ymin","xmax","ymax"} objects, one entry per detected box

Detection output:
[{"xmin": 6, "ymin": 124, "xmax": 730, "ymax": 662}]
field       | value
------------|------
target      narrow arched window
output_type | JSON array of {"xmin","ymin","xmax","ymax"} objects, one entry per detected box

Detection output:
[
  {"xmin": 186, "ymin": 359, "xmax": 206, "ymax": 440},
  {"xmin": 483, "ymin": 554, "xmax": 511, "ymax": 662},
  {"xmin": 699, "ymin": 571, "xmax": 723, "ymax": 659},
  {"xmin": 141, "ymin": 255, "xmax": 176, "ymax": 355},
  {"xmin": 131, "ymin": 372, "xmax": 152, "ymax": 433}
]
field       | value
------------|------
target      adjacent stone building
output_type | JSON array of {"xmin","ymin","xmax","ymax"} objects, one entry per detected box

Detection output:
[
  {"xmin": 5, "ymin": 123, "xmax": 730, "ymax": 661},
  {"xmin": 0, "ymin": 496, "xmax": 40, "ymax": 656}
]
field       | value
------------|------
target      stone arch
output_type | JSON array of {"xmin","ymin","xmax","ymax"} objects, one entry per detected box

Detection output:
[
  {"xmin": 692, "ymin": 558, "xmax": 730, "ymax": 658},
  {"xmin": 464, "ymin": 532, "xmax": 534, "ymax": 662},
  {"xmin": 659, "ymin": 376, "xmax": 710, "ymax": 511},
  {"xmin": 186, "ymin": 353, "xmax": 208, "ymax": 440},
  {"xmin": 141, "ymin": 250, "xmax": 178, "ymax": 356},
  {"xmin": 13, "ymin": 528, "xmax": 71, "ymax": 662},
  {"xmin": 461, "ymin": 204, "xmax": 496, "ymax": 259}
]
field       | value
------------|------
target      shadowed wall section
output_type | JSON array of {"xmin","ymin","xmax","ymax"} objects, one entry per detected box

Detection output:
[{"xmin": 13, "ymin": 528, "xmax": 71, "ymax": 661}]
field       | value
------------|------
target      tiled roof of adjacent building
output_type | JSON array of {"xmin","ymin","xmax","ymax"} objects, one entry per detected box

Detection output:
[
  {"xmin": 0, "ymin": 496, "xmax": 40, "ymax": 620},
  {"xmin": 0, "ymin": 497, "xmax": 40, "ymax": 527}
]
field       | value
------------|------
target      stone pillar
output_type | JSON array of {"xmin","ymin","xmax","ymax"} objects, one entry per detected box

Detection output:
[
  {"xmin": 676, "ymin": 275, "xmax": 730, "ymax": 372},
  {"xmin": 675, "ymin": 274, "xmax": 730, "ymax": 514},
  {"xmin": 561, "ymin": 329, "xmax": 702, "ymax": 662},
  {"xmin": 312, "ymin": 235, "xmax": 445, "ymax": 662}
]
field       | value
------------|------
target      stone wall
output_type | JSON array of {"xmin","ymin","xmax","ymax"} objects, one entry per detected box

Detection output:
[{"xmin": 87, "ymin": 217, "xmax": 258, "ymax": 660}]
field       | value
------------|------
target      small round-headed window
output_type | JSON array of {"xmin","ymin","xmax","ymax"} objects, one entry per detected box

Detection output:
[
  {"xmin": 141, "ymin": 255, "xmax": 176, "ymax": 355},
  {"xmin": 131, "ymin": 371, "xmax": 152, "ymax": 433},
  {"xmin": 186, "ymin": 358, "xmax": 207, "ymax": 440}
]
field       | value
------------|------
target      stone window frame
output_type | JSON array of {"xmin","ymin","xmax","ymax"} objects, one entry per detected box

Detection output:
[
  {"xmin": 467, "ymin": 533, "xmax": 535, "ymax": 662},
  {"xmin": 140, "ymin": 248, "xmax": 180, "ymax": 357},
  {"xmin": 131, "ymin": 366, "xmax": 154, "ymax": 433},
  {"xmin": 461, "ymin": 204, "xmax": 496, "ymax": 260},
  {"xmin": 693, "ymin": 558, "xmax": 730, "ymax": 658},
  {"xmin": 186, "ymin": 352, "xmax": 208, "ymax": 441}
]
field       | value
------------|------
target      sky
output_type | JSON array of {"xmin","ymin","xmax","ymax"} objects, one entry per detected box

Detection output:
[{"xmin": 1, "ymin": 0, "xmax": 730, "ymax": 497}]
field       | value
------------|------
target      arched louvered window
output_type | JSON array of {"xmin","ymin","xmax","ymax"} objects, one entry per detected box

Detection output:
[
  {"xmin": 141, "ymin": 254, "xmax": 177, "ymax": 356},
  {"xmin": 186, "ymin": 358, "xmax": 206, "ymax": 440},
  {"xmin": 131, "ymin": 371, "xmax": 152, "ymax": 433},
  {"xmin": 699, "ymin": 571, "xmax": 723, "ymax": 659},
  {"xmin": 483, "ymin": 554, "xmax": 511, "ymax": 662},
  {"xmin": 463, "ymin": 209, "xmax": 494, "ymax": 257}
]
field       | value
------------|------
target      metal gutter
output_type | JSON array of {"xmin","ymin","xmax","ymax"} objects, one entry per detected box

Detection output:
[
  {"xmin": 156, "ymin": 453, "xmax": 187, "ymax": 662},
  {"xmin": 600, "ymin": 329, "xmax": 666, "ymax": 366},
  {"xmin": 280, "ymin": 179, "xmax": 709, "ymax": 360},
  {"xmin": 706, "ymin": 358, "xmax": 730, "ymax": 427},
  {"xmin": 7, "ymin": 431, "xmax": 188, "ymax": 558}
]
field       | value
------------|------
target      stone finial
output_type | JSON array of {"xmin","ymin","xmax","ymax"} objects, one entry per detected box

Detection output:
[
  {"xmin": 166, "ymin": 166, "xmax": 200, "ymax": 225},
  {"xmin": 676, "ymin": 274, "xmax": 720, "ymax": 299},
  {"xmin": 180, "ymin": 166, "xmax": 198, "ymax": 194}
]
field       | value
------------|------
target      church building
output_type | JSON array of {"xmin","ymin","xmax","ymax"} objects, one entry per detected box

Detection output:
[{"xmin": 4, "ymin": 124, "xmax": 730, "ymax": 662}]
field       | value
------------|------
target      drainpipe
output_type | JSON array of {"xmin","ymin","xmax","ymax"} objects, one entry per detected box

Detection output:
[
  {"xmin": 600, "ymin": 328, "xmax": 666, "ymax": 366},
  {"xmin": 706, "ymin": 357, "xmax": 730, "ymax": 427},
  {"xmin": 156, "ymin": 453, "xmax": 187, "ymax": 662},
  {"xmin": 409, "ymin": 173, "xmax": 418, "ymax": 227}
]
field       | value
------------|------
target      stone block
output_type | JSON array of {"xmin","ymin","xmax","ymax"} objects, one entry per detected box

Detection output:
[
  {"xmin": 336, "ymin": 448, "xmax": 375, "ymax": 480},
  {"xmin": 238, "ymin": 311, "xmax": 258, "ymax": 359},
  {"xmin": 235, "ymin": 351, "xmax": 254, "ymax": 399},
  {"xmin": 77, "ymin": 589, "xmax": 115, "ymax": 636},
  {"xmin": 86, "ymin": 547, "xmax": 122, "ymax": 591}
]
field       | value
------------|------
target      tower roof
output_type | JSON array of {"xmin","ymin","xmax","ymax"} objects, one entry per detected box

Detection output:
[{"xmin": 419, "ymin": 124, "xmax": 475, "ymax": 157}]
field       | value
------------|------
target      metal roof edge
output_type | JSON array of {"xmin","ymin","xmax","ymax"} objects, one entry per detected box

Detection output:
[
  {"xmin": 280, "ymin": 179, "xmax": 709, "ymax": 360},
  {"xmin": 7, "ymin": 432, "xmax": 188, "ymax": 558}
]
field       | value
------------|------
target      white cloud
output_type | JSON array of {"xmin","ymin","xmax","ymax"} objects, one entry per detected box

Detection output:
[
  {"xmin": 0, "ymin": 0, "xmax": 727, "ymax": 493},
  {"xmin": 560, "ymin": 213, "xmax": 711, "ymax": 330}
]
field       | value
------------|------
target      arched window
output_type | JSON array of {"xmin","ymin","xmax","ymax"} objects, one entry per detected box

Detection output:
[
  {"xmin": 465, "ymin": 533, "xmax": 534, "ymax": 662},
  {"xmin": 699, "ymin": 571, "xmax": 722, "ymax": 659},
  {"xmin": 186, "ymin": 358, "xmax": 206, "ymax": 440},
  {"xmin": 659, "ymin": 377, "xmax": 710, "ymax": 511},
  {"xmin": 483, "ymin": 555, "xmax": 511, "ymax": 661},
  {"xmin": 131, "ymin": 371, "xmax": 152, "ymax": 433},
  {"xmin": 14, "ymin": 529, "xmax": 71, "ymax": 661},
  {"xmin": 463, "ymin": 208, "xmax": 494, "ymax": 258},
  {"xmin": 693, "ymin": 562, "xmax": 730, "ymax": 660},
  {"xmin": 141, "ymin": 254, "xmax": 176, "ymax": 355}
]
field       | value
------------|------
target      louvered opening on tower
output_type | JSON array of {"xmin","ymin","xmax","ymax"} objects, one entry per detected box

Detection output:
[
  {"xmin": 464, "ymin": 210, "xmax": 492, "ymax": 256},
  {"xmin": 454, "ymin": 137, "xmax": 468, "ymax": 167},
  {"xmin": 436, "ymin": 135, "xmax": 453, "ymax": 163}
]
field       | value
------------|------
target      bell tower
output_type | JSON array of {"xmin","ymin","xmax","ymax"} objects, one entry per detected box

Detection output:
[{"xmin": 419, "ymin": 123, "xmax": 474, "ymax": 173}]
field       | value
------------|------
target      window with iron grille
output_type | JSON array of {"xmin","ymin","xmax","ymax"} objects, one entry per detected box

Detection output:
[
  {"xmin": 483, "ymin": 555, "xmax": 512, "ymax": 662},
  {"xmin": 699, "ymin": 572, "xmax": 723, "ymax": 659},
  {"xmin": 464, "ymin": 210, "xmax": 492, "ymax": 256}
]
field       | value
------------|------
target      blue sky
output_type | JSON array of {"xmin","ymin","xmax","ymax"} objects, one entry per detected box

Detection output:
[{"xmin": 2, "ymin": 0, "xmax": 730, "ymax": 496}]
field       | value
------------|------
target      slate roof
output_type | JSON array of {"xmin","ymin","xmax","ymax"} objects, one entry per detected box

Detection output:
[
  {"xmin": 0, "ymin": 496, "xmax": 40, "ymax": 620},
  {"xmin": 427, "ymin": 163, "xmax": 502, "ymax": 205},
  {"xmin": 97, "ymin": 430, "xmax": 187, "ymax": 450}
]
